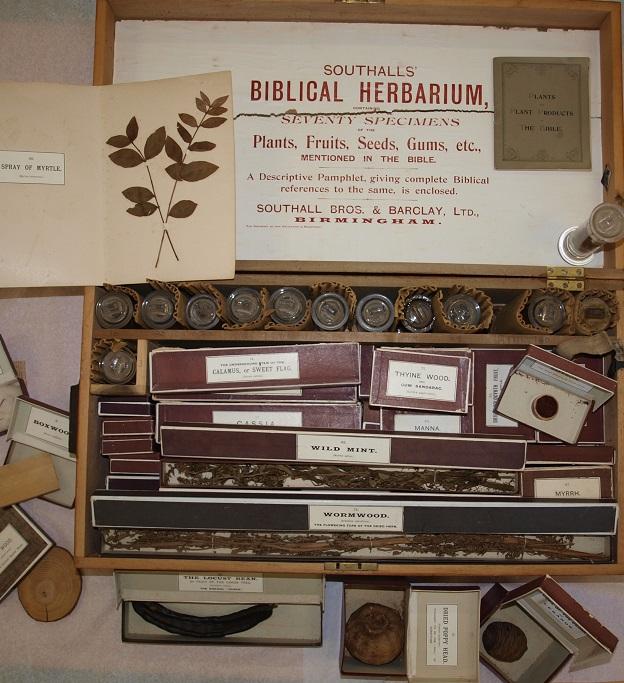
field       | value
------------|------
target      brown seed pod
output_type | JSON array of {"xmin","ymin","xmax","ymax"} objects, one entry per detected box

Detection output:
[
  {"xmin": 344, "ymin": 602, "xmax": 404, "ymax": 665},
  {"xmin": 482, "ymin": 621, "xmax": 528, "ymax": 662}
]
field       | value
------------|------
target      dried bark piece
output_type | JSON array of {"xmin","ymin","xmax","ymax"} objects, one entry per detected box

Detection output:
[
  {"xmin": 482, "ymin": 621, "xmax": 528, "ymax": 662},
  {"xmin": 345, "ymin": 602, "xmax": 404, "ymax": 665}
]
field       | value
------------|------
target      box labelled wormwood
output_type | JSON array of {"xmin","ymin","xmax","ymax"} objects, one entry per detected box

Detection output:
[{"xmin": 74, "ymin": 0, "xmax": 624, "ymax": 578}]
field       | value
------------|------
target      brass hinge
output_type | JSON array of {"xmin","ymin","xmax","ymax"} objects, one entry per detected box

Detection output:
[
  {"xmin": 324, "ymin": 561, "xmax": 379, "ymax": 572},
  {"xmin": 546, "ymin": 266, "xmax": 585, "ymax": 291}
]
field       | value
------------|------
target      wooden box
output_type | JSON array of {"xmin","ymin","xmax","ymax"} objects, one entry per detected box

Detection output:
[{"xmin": 74, "ymin": 0, "xmax": 624, "ymax": 578}]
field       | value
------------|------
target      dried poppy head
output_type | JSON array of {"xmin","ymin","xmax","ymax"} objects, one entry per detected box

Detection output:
[{"xmin": 482, "ymin": 620, "xmax": 528, "ymax": 662}]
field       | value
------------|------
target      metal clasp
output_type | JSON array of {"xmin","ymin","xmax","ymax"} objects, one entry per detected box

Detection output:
[{"xmin": 324, "ymin": 562, "xmax": 379, "ymax": 571}]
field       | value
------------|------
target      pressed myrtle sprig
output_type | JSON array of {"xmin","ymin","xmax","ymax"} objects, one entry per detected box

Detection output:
[{"xmin": 106, "ymin": 90, "xmax": 228, "ymax": 268}]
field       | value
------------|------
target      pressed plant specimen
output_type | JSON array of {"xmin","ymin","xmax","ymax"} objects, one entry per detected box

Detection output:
[{"xmin": 106, "ymin": 90, "xmax": 228, "ymax": 267}]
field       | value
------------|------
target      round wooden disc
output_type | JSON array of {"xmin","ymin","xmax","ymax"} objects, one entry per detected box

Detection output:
[{"xmin": 18, "ymin": 547, "xmax": 82, "ymax": 622}]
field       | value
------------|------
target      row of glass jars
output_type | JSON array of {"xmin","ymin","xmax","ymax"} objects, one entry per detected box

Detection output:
[
  {"xmin": 94, "ymin": 285, "xmax": 609, "ymax": 334},
  {"xmin": 96, "ymin": 286, "xmax": 470, "ymax": 332}
]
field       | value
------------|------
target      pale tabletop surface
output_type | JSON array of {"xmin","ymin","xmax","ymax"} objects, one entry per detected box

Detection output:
[{"xmin": 0, "ymin": 2, "xmax": 623, "ymax": 682}]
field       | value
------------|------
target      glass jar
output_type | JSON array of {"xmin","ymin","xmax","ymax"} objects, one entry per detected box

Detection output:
[
  {"xmin": 355, "ymin": 293, "xmax": 395, "ymax": 332},
  {"xmin": 311, "ymin": 292, "xmax": 350, "ymax": 331},
  {"xmin": 402, "ymin": 293, "xmax": 434, "ymax": 332},
  {"xmin": 226, "ymin": 287, "xmax": 263, "ymax": 324},
  {"xmin": 141, "ymin": 289, "xmax": 176, "ymax": 329},
  {"xmin": 526, "ymin": 293, "xmax": 566, "ymax": 333},
  {"xmin": 576, "ymin": 296, "xmax": 612, "ymax": 333},
  {"xmin": 443, "ymin": 293, "xmax": 481, "ymax": 327},
  {"xmin": 185, "ymin": 293, "xmax": 220, "ymax": 330},
  {"xmin": 95, "ymin": 291, "xmax": 134, "ymax": 329},
  {"xmin": 559, "ymin": 202, "xmax": 624, "ymax": 265},
  {"xmin": 268, "ymin": 287, "xmax": 308, "ymax": 326},
  {"xmin": 98, "ymin": 348, "xmax": 136, "ymax": 384}
]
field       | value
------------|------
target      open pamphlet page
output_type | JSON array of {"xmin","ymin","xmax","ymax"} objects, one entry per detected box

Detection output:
[{"xmin": 0, "ymin": 71, "xmax": 235, "ymax": 286}]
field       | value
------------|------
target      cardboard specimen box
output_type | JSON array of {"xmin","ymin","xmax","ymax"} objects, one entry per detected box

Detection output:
[
  {"xmin": 101, "ymin": 418, "xmax": 155, "ymax": 437},
  {"xmin": 526, "ymin": 444, "xmax": 614, "ymax": 466},
  {"xmin": 370, "ymin": 349, "xmax": 471, "ymax": 413},
  {"xmin": 341, "ymin": 582, "xmax": 480, "ymax": 681},
  {"xmin": 149, "ymin": 342, "xmax": 360, "ymax": 393},
  {"xmin": 101, "ymin": 438, "xmax": 155, "ymax": 457},
  {"xmin": 159, "ymin": 424, "xmax": 527, "ymax": 470},
  {"xmin": 495, "ymin": 346, "xmax": 616, "ymax": 444},
  {"xmin": 98, "ymin": 399, "xmax": 153, "ymax": 417},
  {"xmin": 480, "ymin": 576, "xmax": 618, "ymax": 682},
  {"xmin": 152, "ymin": 385, "xmax": 359, "ymax": 403},
  {"xmin": 521, "ymin": 466, "xmax": 613, "ymax": 500},
  {"xmin": 472, "ymin": 349, "xmax": 536, "ymax": 439},
  {"xmin": 0, "ymin": 505, "xmax": 53, "ymax": 602},
  {"xmin": 0, "ymin": 335, "xmax": 25, "ymax": 435},
  {"xmin": 90, "ymin": 491, "xmax": 618, "ymax": 535},
  {"xmin": 115, "ymin": 571, "xmax": 323, "ymax": 645},
  {"xmin": 155, "ymin": 401, "xmax": 362, "ymax": 442},
  {"xmin": 536, "ymin": 355, "xmax": 608, "ymax": 445},
  {"xmin": 6, "ymin": 397, "xmax": 75, "ymax": 508}
]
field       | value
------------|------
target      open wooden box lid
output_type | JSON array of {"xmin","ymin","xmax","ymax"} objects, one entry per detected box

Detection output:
[{"xmin": 486, "ymin": 576, "xmax": 617, "ymax": 672}]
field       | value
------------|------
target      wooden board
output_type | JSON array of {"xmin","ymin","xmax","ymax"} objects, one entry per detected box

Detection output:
[{"xmin": 0, "ymin": 452, "xmax": 59, "ymax": 507}]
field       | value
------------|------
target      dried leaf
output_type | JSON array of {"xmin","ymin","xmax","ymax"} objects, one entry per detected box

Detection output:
[
  {"xmin": 201, "ymin": 117, "xmax": 227, "ymax": 129},
  {"xmin": 177, "ymin": 123, "xmax": 192, "ymax": 144},
  {"xmin": 109, "ymin": 149, "xmax": 144, "ymax": 168},
  {"xmin": 207, "ymin": 106, "xmax": 227, "ymax": 116},
  {"xmin": 126, "ymin": 116, "xmax": 139, "ymax": 142},
  {"xmin": 106, "ymin": 134, "xmax": 130, "ymax": 148},
  {"xmin": 211, "ymin": 95, "xmax": 229, "ymax": 108},
  {"xmin": 165, "ymin": 136, "xmax": 183, "ymax": 163},
  {"xmin": 122, "ymin": 186, "xmax": 155, "ymax": 203},
  {"xmin": 168, "ymin": 200, "xmax": 198, "ymax": 218},
  {"xmin": 127, "ymin": 201, "xmax": 158, "ymax": 217},
  {"xmin": 180, "ymin": 160, "xmax": 218, "ymax": 182},
  {"xmin": 196, "ymin": 97, "xmax": 208, "ymax": 113},
  {"xmin": 188, "ymin": 141, "xmax": 216, "ymax": 152},
  {"xmin": 200, "ymin": 91, "xmax": 210, "ymax": 105},
  {"xmin": 144, "ymin": 126, "xmax": 166, "ymax": 160},
  {"xmin": 165, "ymin": 162, "xmax": 184, "ymax": 181},
  {"xmin": 179, "ymin": 113, "xmax": 198, "ymax": 127}
]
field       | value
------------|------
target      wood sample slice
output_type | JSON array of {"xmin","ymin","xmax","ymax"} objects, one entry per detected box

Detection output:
[{"xmin": 18, "ymin": 547, "xmax": 82, "ymax": 621}]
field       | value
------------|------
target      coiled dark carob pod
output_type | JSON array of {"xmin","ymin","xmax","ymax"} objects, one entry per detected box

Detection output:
[{"xmin": 131, "ymin": 601, "xmax": 276, "ymax": 638}]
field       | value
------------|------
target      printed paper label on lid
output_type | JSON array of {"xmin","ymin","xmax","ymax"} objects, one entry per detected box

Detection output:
[
  {"xmin": 386, "ymin": 361, "xmax": 458, "ymax": 402},
  {"xmin": 0, "ymin": 525, "xmax": 27, "ymax": 573},
  {"xmin": 206, "ymin": 353, "xmax": 300, "ymax": 384},
  {"xmin": 297, "ymin": 433, "xmax": 391, "ymax": 463},
  {"xmin": 178, "ymin": 574, "xmax": 264, "ymax": 592},
  {"xmin": 25, "ymin": 406, "xmax": 70, "ymax": 449},
  {"xmin": 308, "ymin": 505, "xmax": 403, "ymax": 532},
  {"xmin": 427, "ymin": 604, "xmax": 458, "ymax": 666}
]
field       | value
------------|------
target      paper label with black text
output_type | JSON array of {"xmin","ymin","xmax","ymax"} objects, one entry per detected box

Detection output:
[
  {"xmin": 427, "ymin": 604, "xmax": 458, "ymax": 666},
  {"xmin": 386, "ymin": 361, "xmax": 458, "ymax": 401},
  {"xmin": 25, "ymin": 406, "xmax": 70, "ymax": 449},
  {"xmin": 308, "ymin": 505, "xmax": 403, "ymax": 531},
  {"xmin": 0, "ymin": 150, "xmax": 65, "ymax": 185},
  {"xmin": 212, "ymin": 410, "xmax": 303, "ymax": 427},
  {"xmin": 394, "ymin": 412, "xmax": 462, "ymax": 433},
  {"xmin": 486, "ymin": 364, "xmax": 517, "ymax": 427},
  {"xmin": 178, "ymin": 574, "xmax": 264, "ymax": 592},
  {"xmin": 0, "ymin": 525, "xmax": 27, "ymax": 573},
  {"xmin": 296, "ymin": 433, "xmax": 391, "ymax": 463},
  {"xmin": 206, "ymin": 353, "xmax": 300, "ymax": 384},
  {"xmin": 534, "ymin": 477, "xmax": 601, "ymax": 499}
]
